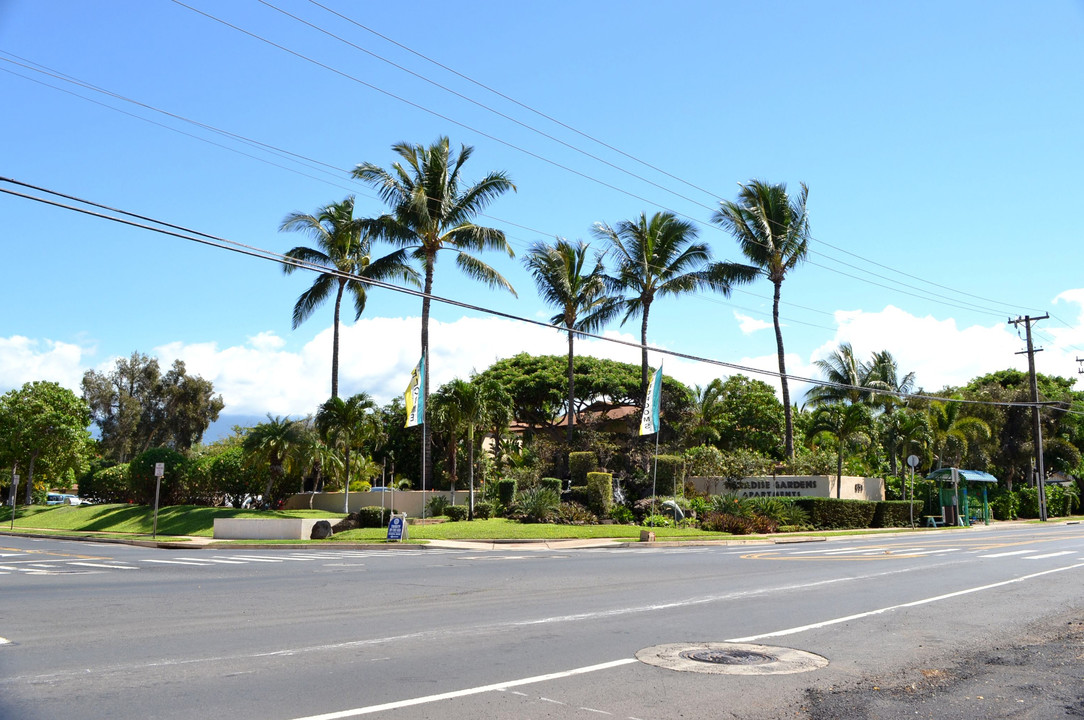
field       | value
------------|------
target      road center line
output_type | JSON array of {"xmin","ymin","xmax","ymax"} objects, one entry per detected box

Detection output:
[
  {"xmin": 287, "ymin": 659, "xmax": 638, "ymax": 720},
  {"xmin": 726, "ymin": 561, "xmax": 1084, "ymax": 643}
]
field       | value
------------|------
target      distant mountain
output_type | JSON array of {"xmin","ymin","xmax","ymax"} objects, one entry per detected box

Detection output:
[{"xmin": 202, "ymin": 414, "xmax": 266, "ymax": 443}]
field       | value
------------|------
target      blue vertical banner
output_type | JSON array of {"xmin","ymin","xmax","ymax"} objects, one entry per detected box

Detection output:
[
  {"xmin": 404, "ymin": 354, "xmax": 425, "ymax": 428},
  {"xmin": 639, "ymin": 362, "xmax": 663, "ymax": 436}
]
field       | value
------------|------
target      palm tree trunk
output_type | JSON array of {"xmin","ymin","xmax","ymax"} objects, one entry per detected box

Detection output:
[
  {"xmin": 566, "ymin": 331, "xmax": 575, "ymax": 444},
  {"xmin": 343, "ymin": 447, "xmax": 351, "ymax": 514},
  {"xmin": 773, "ymin": 280, "xmax": 794, "ymax": 460},
  {"xmin": 331, "ymin": 279, "xmax": 345, "ymax": 399},
  {"xmin": 640, "ymin": 300, "xmax": 651, "ymax": 398},
  {"xmin": 24, "ymin": 452, "xmax": 37, "ymax": 505},
  {"xmin": 836, "ymin": 445, "xmax": 844, "ymax": 498}
]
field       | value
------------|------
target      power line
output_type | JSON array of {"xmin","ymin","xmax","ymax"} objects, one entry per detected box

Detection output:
[{"xmin": 2, "ymin": 176, "xmax": 1074, "ymax": 415}]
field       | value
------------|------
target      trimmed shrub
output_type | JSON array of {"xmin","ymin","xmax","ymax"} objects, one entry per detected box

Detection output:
[
  {"xmin": 129, "ymin": 448, "xmax": 189, "ymax": 506},
  {"xmin": 795, "ymin": 497, "xmax": 877, "ymax": 529},
  {"xmin": 356, "ymin": 505, "xmax": 392, "ymax": 528},
  {"xmin": 472, "ymin": 500, "xmax": 494, "ymax": 520},
  {"xmin": 654, "ymin": 455, "xmax": 686, "ymax": 495},
  {"xmin": 445, "ymin": 505, "xmax": 468, "ymax": 521},
  {"xmin": 210, "ymin": 446, "xmax": 263, "ymax": 508},
  {"xmin": 568, "ymin": 452, "xmax": 598, "ymax": 485},
  {"xmin": 566, "ymin": 485, "xmax": 590, "ymax": 507},
  {"xmin": 872, "ymin": 501, "xmax": 923, "ymax": 528},
  {"xmin": 540, "ymin": 477, "xmax": 563, "ymax": 495},
  {"xmin": 497, "ymin": 479, "xmax": 517, "ymax": 507},
  {"xmin": 610, "ymin": 505, "xmax": 635, "ymax": 524},
  {"xmin": 586, "ymin": 471, "xmax": 613, "ymax": 517},
  {"xmin": 990, "ymin": 488, "xmax": 1019, "ymax": 520}
]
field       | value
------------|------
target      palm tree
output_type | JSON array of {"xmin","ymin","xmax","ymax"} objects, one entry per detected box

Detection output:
[
  {"xmin": 593, "ymin": 211, "xmax": 730, "ymax": 395},
  {"xmin": 711, "ymin": 180, "xmax": 811, "ymax": 460},
  {"xmin": 242, "ymin": 415, "xmax": 306, "ymax": 506},
  {"xmin": 879, "ymin": 407, "xmax": 932, "ymax": 479},
  {"xmin": 928, "ymin": 399, "xmax": 991, "ymax": 470},
  {"xmin": 866, "ymin": 349, "xmax": 916, "ymax": 414},
  {"xmin": 685, "ymin": 378, "xmax": 726, "ymax": 448},
  {"xmin": 280, "ymin": 196, "xmax": 418, "ymax": 399},
  {"xmin": 352, "ymin": 137, "xmax": 516, "ymax": 480},
  {"xmin": 523, "ymin": 239, "xmax": 619, "ymax": 443},
  {"xmin": 806, "ymin": 343, "xmax": 887, "ymax": 407},
  {"xmin": 315, "ymin": 393, "xmax": 378, "ymax": 514},
  {"xmin": 807, "ymin": 402, "xmax": 873, "ymax": 497}
]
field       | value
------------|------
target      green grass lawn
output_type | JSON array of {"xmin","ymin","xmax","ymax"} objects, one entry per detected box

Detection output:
[{"xmin": 4, "ymin": 504, "xmax": 1076, "ymax": 543}]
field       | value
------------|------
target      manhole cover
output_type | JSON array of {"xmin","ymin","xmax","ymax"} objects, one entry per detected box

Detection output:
[
  {"xmin": 681, "ymin": 649, "xmax": 774, "ymax": 665},
  {"xmin": 637, "ymin": 642, "xmax": 828, "ymax": 675}
]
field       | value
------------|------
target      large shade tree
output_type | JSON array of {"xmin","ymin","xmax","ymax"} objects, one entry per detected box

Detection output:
[
  {"xmin": 280, "ymin": 195, "xmax": 417, "ymax": 399},
  {"xmin": 353, "ymin": 137, "xmax": 516, "ymax": 480},
  {"xmin": 523, "ymin": 238, "xmax": 618, "ymax": 443},
  {"xmin": 712, "ymin": 180, "xmax": 811, "ymax": 460},
  {"xmin": 593, "ymin": 211, "xmax": 730, "ymax": 395}
]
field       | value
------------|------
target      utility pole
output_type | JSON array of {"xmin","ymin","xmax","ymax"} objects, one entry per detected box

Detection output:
[{"xmin": 1009, "ymin": 314, "xmax": 1049, "ymax": 521}]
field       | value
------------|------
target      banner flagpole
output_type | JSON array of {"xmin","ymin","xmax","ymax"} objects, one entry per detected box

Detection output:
[{"xmin": 639, "ymin": 362, "xmax": 663, "ymax": 519}]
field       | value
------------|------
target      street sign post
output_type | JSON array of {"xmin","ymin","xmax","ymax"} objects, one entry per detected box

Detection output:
[
  {"xmin": 906, "ymin": 455, "xmax": 920, "ymax": 528},
  {"xmin": 152, "ymin": 462, "xmax": 165, "ymax": 539},
  {"xmin": 8, "ymin": 474, "xmax": 18, "ymax": 530}
]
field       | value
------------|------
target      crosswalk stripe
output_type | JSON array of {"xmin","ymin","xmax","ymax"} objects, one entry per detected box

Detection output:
[
  {"xmin": 67, "ymin": 562, "xmax": 138, "ymax": 570},
  {"xmin": 143, "ymin": 559, "xmax": 210, "ymax": 566},
  {"xmin": 177, "ymin": 557, "xmax": 247, "ymax": 564},
  {"xmin": 215, "ymin": 556, "xmax": 282, "ymax": 562}
]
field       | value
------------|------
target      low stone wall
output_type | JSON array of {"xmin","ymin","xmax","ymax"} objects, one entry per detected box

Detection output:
[
  {"xmin": 213, "ymin": 517, "xmax": 322, "ymax": 540},
  {"xmin": 689, "ymin": 475, "xmax": 884, "ymax": 501},
  {"xmin": 282, "ymin": 490, "xmax": 460, "ymax": 517}
]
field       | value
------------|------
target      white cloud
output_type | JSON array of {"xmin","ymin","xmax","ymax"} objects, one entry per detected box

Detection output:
[
  {"xmin": 733, "ymin": 311, "xmax": 773, "ymax": 334},
  {"xmin": 0, "ymin": 336, "xmax": 87, "ymax": 393}
]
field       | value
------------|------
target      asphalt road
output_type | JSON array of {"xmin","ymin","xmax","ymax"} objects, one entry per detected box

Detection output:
[{"xmin": 1, "ymin": 522, "xmax": 1082, "ymax": 720}]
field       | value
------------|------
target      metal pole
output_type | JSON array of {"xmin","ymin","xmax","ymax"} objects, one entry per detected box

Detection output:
[
  {"xmin": 909, "ymin": 464, "xmax": 915, "ymax": 529},
  {"xmin": 8, "ymin": 471, "xmax": 18, "ymax": 531},
  {"xmin": 152, "ymin": 476, "xmax": 161, "ymax": 539}
]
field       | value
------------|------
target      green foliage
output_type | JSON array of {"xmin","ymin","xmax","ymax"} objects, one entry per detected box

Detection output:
[
  {"xmin": 514, "ymin": 486, "xmax": 560, "ymax": 523},
  {"xmin": 610, "ymin": 505, "xmax": 635, "ymax": 524},
  {"xmin": 82, "ymin": 353, "xmax": 223, "ymax": 462},
  {"xmin": 445, "ymin": 505, "xmax": 468, "ymax": 521},
  {"xmin": 426, "ymin": 494, "xmax": 451, "ymax": 517},
  {"xmin": 641, "ymin": 514, "xmax": 673, "ymax": 528},
  {"xmin": 540, "ymin": 477, "xmax": 563, "ymax": 494},
  {"xmin": 686, "ymin": 495, "xmax": 710, "ymax": 518},
  {"xmin": 129, "ymin": 447, "xmax": 189, "ymax": 506},
  {"xmin": 654, "ymin": 455, "xmax": 685, "ymax": 494},
  {"xmin": 872, "ymin": 501, "xmax": 922, "ymax": 528},
  {"xmin": 990, "ymin": 488, "xmax": 1019, "ymax": 520},
  {"xmin": 472, "ymin": 500, "xmax": 495, "ymax": 520},
  {"xmin": 566, "ymin": 485, "xmax": 589, "ymax": 507},
  {"xmin": 585, "ymin": 471, "xmax": 613, "ymax": 516},
  {"xmin": 710, "ymin": 493, "xmax": 754, "ymax": 518},
  {"xmin": 701, "ymin": 511, "xmax": 776, "ymax": 534},
  {"xmin": 497, "ymin": 479, "xmax": 518, "ymax": 507},
  {"xmin": 79, "ymin": 463, "xmax": 131, "ymax": 504},
  {"xmin": 553, "ymin": 501, "xmax": 598, "ymax": 525},
  {"xmin": 568, "ymin": 452, "xmax": 598, "ymax": 484},
  {"xmin": 355, "ymin": 505, "xmax": 391, "ymax": 528},
  {"xmin": 684, "ymin": 445, "xmax": 726, "ymax": 476},
  {"xmin": 794, "ymin": 497, "xmax": 877, "ymax": 529},
  {"xmin": 209, "ymin": 447, "xmax": 263, "ymax": 508}
]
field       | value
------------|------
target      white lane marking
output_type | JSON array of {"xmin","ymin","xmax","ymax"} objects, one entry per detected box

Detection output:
[
  {"xmin": 979, "ymin": 550, "xmax": 1035, "ymax": 558},
  {"xmin": 0, "ymin": 636, "xmax": 10, "ymax": 645},
  {"xmin": 143, "ymin": 559, "xmax": 209, "ymax": 566},
  {"xmin": 0, "ymin": 553, "xmax": 23, "ymax": 558},
  {"xmin": 30, "ymin": 563, "xmax": 59, "ymax": 568},
  {"xmin": 67, "ymin": 562, "xmax": 138, "ymax": 570},
  {"xmin": 214, "ymin": 556, "xmax": 282, "ymax": 563},
  {"xmin": 727, "ymin": 561, "xmax": 1084, "ymax": 643},
  {"xmin": 580, "ymin": 708, "xmax": 613, "ymax": 715},
  {"xmin": 0, "ymin": 565, "xmax": 17, "ymax": 570},
  {"xmin": 287, "ymin": 659, "xmax": 638, "ymax": 720},
  {"xmin": 906, "ymin": 548, "xmax": 960, "ymax": 556},
  {"xmin": 177, "ymin": 557, "xmax": 247, "ymax": 564},
  {"xmin": 1025, "ymin": 551, "xmax": 1075, "ymax": 560}
]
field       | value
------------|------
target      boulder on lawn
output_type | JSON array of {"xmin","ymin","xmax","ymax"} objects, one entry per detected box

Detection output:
[
  {"xmin": 310, "ymin": 520, "xmax": 334, "ymax": 539},
  {"xmin": 331, "ymin": 513, "xmax": 360, "ymax": 533}
]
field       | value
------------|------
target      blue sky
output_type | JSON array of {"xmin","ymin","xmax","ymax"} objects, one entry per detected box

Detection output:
[{"xmin": 2, "ymin": 0, "xmax": 1083, "ymax": 424}]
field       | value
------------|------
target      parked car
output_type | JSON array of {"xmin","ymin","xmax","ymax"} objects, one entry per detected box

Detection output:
[{"xmin": 46, "ymin": 493, "xmax": 90, "ymax": 506}]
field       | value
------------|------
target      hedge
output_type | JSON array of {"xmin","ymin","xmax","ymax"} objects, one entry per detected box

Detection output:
[
  {"xmin": 81, "ymin": 463, "xmax": 131, "ymax": 504},
  {"xmin": 497, "ymin": 479, "xmax": 518, "ymax": 507},
  {"xmin": 795, "ymin": 497, "xmax": 877, "ymax": 529},
  {"xmin": 872, "ymin": 500, "xmax": 923, "ymax": 528},
  {"xmin": 586, "ymin": 472, "xmax": 613, "ymax": 517},
  {"xmin": 445, "ymin": 505, "xmax": 468, "ymax": 521},
  {"xmin": 540, "ymin": 477, "xmax": 563, "ymax": 495},
  {"xmin": 569, "ymin": 452, "xmax": 598, "ymax": 485}
]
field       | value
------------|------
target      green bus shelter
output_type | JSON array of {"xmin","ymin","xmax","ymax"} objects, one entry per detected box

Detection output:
[{"xmin": 925, "ymin": 468, "xmax": 998, "ymax": 526}]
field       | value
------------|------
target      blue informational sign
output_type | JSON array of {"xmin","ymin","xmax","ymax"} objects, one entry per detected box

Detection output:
[{"xmin": 387, "ymin": 515, "xmax": 405, "ymax": 541}]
